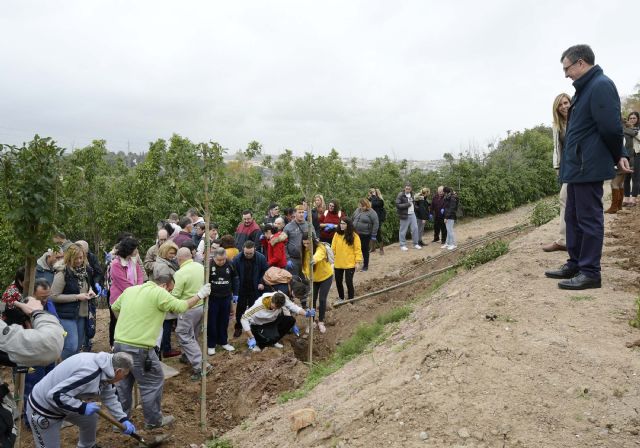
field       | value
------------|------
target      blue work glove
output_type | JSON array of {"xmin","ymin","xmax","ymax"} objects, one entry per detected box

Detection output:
[
  {"xmin": 428, "ymin": 213, "xmax": 433, "ymax": 221},
  {"xmin": 292, "ymin": 325, "xmax": 300, "ymax": 337},
  {"xmin": 440, "ymin": 208, "xmax": 444, "ymax": 215},
  {"xmin": 94, "ymin": 283, "xmax": 102, "ymax": 296},
  {"xmin": 259, "ymin": 234, "xmax": 266, "ymax": 240},
  {"xmin": 305, "ymin": 309, "xmax": 316, "ymax": 318},
  {"xmin": 247, "ymin": 337, "xmax": 257, "ymax": 350},
  {"xmin": 370, "ymin": 236, "xmax": 376, "ymax": 241},
  {"xmin": 232, "ymin": 295, "xmax": 239, "ymax": 304},
  {"xmin": 122, "ymin": 420, "xmax": 136, "ymax": 435},
  {"xmin": 286, "ymin": 260, "xmax": 293, "ymax": 269},
  {"xmin": 84, "ymin": 402, "xmax": 101, "ymax": 416},
  {"xmin": 327, "ymin": 224, "xmax": 336, "ymax": 231}
]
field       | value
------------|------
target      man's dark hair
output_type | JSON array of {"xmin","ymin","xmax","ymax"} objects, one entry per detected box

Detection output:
[
  {"xmin": 187, "ymin": 208, "xmax": 199, "ymax": 218},
  {"xmin": 443, "ymin": 186, "xmax": 452, "ymax": 194},
  {"xmin": 210, "ymin": 222, "xmax": 219, "ymax": 230},
  {"xmin": 285, "ymin": 207, "xmax": 295, "ymax": 216},
  {"xmin": 194, "ymin": 222, "xmax": 206, "ymax": 230},
  {"xmin": 272, "ymin": 292, "xmax": 286, "ymax": 308},
  {"xmin": 291, "ymin": 280, "xmax": 309, "ymax": 300},
  {"xmin": 268, "ymin": 202, "xmax": 278, "ymax": 211},
  {"xmin": 243, "ymin": 240, "xmax": 255, "ymax": 249},
  {"xmin": 34, "ymin": 278, "xmax": 51, "ymax": 291},
  {"xmin": 154, "ymin": 273, "xmax": 174, "ymax": 285},
  {"xmin": 263, "ymin": 223, "xmax": 275, "ymax": 234},
  {"xmin": 561, "ymin": 44, "xmax": 595, "ymax": 65},
  {"xmin": 241, "ymin": 209, "xmax": 253, "ymax": 217},
  {"xmin": 180, "ymin": 239, "xmax": 196, "ymax": 251},
  {"xmin": 115, "ymin": 237, "xmax": 139, "ymax": 258},
  {"xmin": 179, "ymin": 217, "xmax": 192, "ymax": 228}
]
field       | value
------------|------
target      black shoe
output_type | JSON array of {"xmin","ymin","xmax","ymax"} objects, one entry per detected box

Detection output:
[
  {"xmin": 418, "ymin": 241, "xmax": 425, "ymax": 246},
  {"xmin": 233, "ymin": 328, "xmax": 242, "ymax": 338},
  {"xmin": 432, "ymin": 239, "xmax": 439, "ymax": 243},
  {"xmin": 558, "ymin": 273, "xmax": 601, "ymax": 290},
  {"xmin": 544, "ymin": 264, "xmax": 579, "ymax": 279}
]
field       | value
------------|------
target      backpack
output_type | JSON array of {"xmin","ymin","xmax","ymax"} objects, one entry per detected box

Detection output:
[{"xmin": 322, "ymin": 243, "xmax": 335, "ymax": 264}]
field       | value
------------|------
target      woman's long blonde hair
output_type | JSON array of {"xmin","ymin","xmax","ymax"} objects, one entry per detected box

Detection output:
[{"xmin": 552, "ymin": 93, "xmax": 571, "ymax": 133}]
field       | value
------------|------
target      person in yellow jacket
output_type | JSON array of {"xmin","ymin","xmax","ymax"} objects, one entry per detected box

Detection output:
[
  {"xmin": 301, "ymin": 236, "xmax": 333, "ymax": 334},
  {"xmin": 331, "ymin": 217, "xmax": 362, "ymax": 302}
]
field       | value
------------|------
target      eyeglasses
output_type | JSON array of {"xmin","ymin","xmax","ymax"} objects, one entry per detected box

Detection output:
[{"xmin": 562, "ymin": 59, "xmax": 581, "ymax": 73}]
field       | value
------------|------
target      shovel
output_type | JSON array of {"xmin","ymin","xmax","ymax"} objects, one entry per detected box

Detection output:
[{"xmin": 97, "ymin": 408, "xmax": 170, "ymax": 447}]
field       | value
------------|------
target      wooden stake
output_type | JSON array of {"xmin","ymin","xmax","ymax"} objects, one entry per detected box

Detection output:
[{"xmin": 200, "ymin": 143, "xmax": 212, "ymax": 433}]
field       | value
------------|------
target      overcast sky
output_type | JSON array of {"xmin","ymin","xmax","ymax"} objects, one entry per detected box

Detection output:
[{"xmin": 1, "ymin": 1, "xmax": 638, "ymax": 160}]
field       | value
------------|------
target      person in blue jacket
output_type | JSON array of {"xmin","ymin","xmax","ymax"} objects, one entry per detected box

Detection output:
[{"xmin": 545, "ymin": 44, "xmax": 632, "ymax": 290}]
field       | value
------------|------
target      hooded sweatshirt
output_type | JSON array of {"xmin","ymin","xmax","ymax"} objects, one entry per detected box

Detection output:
[
  {"xmin": 27, "ymin": 352, "xmax": 127, "ymax": 422},
  {"xmin": 35, "ymin": 253, "xmax": 56, "ymax": 286},
  {"xmin": 241, "ymin": 292, "xmax": 302, "ymax": 331}
]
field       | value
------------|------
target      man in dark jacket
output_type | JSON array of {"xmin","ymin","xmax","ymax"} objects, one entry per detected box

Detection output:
[
  {"xmin": 545, "ymin": 44, "xmax": 631, "ymax": 290},
  {"xmin": 395, "ymin": 183, "xmax": 422, "ymax": 251},
  {"xmin": 35, "ymin": 250, "xmax": 63, "ymax": 286},
  {"xmin": 231, "ymin": 241, "xmax": 268, "ymax": 337},
  {"xmin": 430, "ymin": 186, "xmax": 447, "ymax": 244}
]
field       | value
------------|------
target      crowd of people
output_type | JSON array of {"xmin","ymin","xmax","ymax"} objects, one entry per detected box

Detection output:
[{"xmin": 0, "ymin": 184, "xmax": 461, "ymax": 446}]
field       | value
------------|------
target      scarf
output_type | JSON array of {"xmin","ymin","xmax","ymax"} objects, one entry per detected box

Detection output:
[
  {"xmin": 72, "ymin": 265, "xmax": 88, "ymax": 291},
  {"xmin": 120, "ymin": 256, "xmax": 138, "ymax": 285}
]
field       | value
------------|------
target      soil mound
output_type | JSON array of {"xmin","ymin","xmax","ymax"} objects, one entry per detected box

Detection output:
[{"xmin": 225, "ymin": 207, "xmax": 640, "ymax": 447}]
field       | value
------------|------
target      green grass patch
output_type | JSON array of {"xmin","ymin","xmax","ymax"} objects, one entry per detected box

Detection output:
[
  {"xmin": 458, "ymin": 240, "xmax": 509, "ymax": 270},
  {"xmin": 530, "ymin": 198, "xmax": 561, "ymax": 226},
  {"xmin": 206, "ymin": 438, "xmax": 233, "ymax": 448},
  {"xmin": 279, "ymin": 271, "xmax": 457, "ymax": 403},
  {"xmin": 569, "ymin": 295, "xmax": 595, "ymax": 302},
  {"xmin": 629, "ymin": 296, "xmax": 640, "ymax": 328}
]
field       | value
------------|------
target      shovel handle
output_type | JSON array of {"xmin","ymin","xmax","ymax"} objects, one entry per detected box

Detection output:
[{"xmin": 96, "ymin": 408, "xmax": 147, "ymax": 445}]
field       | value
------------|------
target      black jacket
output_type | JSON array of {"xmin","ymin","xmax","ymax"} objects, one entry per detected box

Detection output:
[
  {"xmin": 443, "ymin": 193, "xmax": 459, "ymax": 220},
  {"xmin": 369, "ymin": 195, "xmax": 386, "ymax": 222},
  {"xmin": 414, "ymin": 195, "xmax": 430, "ymax": 220},
  {"xmin": 395, "ymin": 191, "xmax": 414, "ymax": 219}
]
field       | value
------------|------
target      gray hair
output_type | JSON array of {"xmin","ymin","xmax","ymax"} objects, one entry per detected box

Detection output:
[
  {"xmin": 212, "ymin": 247, "xmax": 226, "ymax": 258},
  {"xmin": 154, "ymin": 273, "xmax": 174, "ymax": 285},
  {"xmin": 560, "ymin": 44, "xmax": 594, "ymax": 65},
  {"xmin": 112, "ymin": 352, "xmax": 134, "ymax": 371}
]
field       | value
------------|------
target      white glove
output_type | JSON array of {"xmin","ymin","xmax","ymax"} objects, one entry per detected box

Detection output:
[{"xmin": 197, "ymin": 283, "xmax": 211, "ymax": 299}]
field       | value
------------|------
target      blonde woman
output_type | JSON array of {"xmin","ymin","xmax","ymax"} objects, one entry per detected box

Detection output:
[
  {"xmin": 51, "ymin": 243, "xmax": 96, "ymax": 359},
  {"xmin": 414, "ymin": 187, "xmax": 431, "ymax": 246},
  {"xmin": 542, "ymin": 93, "xmax": 571, "ymax": 252},
  {"xmin": 367, "ymin": 188, "xmax": 386, "ymax": 254},
  {"xmin": 312, "ymin": 194, "xmax": 326, "ymax": 235}
]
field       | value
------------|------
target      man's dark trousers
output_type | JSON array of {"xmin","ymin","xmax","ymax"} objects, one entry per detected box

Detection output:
[{"xmin": 565, "ymin": 182, "xmax": 604, "ymax": 279}]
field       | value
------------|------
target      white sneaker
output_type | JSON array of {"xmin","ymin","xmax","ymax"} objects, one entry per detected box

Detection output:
[
  {"xmin": 441, "ymin": 244, "xmax": 448, "ymax": 249},
  {"xmin": 221, "ymin": 344, "xmax": 235, "ymax": 352},
  {"xmin": 274, "ymin": 342, "xmax": 284, "ymax": 349},
  {"xmin": 413, "ymin": 245, "xmax": 422, "ymax": 250},
  {"xmin": 251, "ymin": 346, "xmax": 261, "ymax": 353},
  {"xmin": 207, "ymin": 347, "xmax": 215, "ymax": 355},
  {"xmin": 447, "ymin": 245, "xmax": 457, "ymax": 250},
  {"xmin": 400, "ymin": 246, "xmax": 408, "ymax": 251}
]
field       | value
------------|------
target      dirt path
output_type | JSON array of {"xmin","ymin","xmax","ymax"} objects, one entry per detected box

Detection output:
[{"xmin": 225, "ymin": 206, "xmax": 640, "ymax": 447}]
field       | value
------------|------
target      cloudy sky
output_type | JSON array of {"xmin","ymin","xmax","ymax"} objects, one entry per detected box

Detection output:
[{"xmin": 1, "ymin": 1, "xmax": 638, "ymax": 160}]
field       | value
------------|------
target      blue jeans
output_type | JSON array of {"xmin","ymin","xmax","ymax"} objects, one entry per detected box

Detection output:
[
  {"xmin": 445, "ymin": 219, "xmax": 456, "ymax": 246},
  {"xmin": 59, "ymin": 317, "xmax": 87, "ymax": 360}
]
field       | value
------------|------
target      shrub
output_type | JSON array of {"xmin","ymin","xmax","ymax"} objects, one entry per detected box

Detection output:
[
  {"xmin": 458, "ymin": 240, "xmax": 509, "ymax": 270},
  {"xmin": 530, "ymin": 197, "xmax": 560, "ymax": 226}
]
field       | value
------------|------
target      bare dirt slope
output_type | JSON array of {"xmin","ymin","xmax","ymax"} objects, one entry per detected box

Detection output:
[{"xmin": 226, "ymin": 207, "xmax": 640, "ymax": 448}]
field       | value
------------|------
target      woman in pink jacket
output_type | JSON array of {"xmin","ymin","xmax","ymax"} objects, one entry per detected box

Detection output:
[{"xmin": 107, "ymin": 237, "xmax": 144, "ymax": 347}]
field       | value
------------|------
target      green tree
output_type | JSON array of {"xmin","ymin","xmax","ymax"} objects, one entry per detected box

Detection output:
[{"xmin": 0, "ymin": 136, "xmax": 67, "ymax": 295}]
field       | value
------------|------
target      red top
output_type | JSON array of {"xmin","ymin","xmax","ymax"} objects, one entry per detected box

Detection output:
[
  {"xmin": 267, "ymin": 231, "xmax": 288, "ymax": 268},
  {"xmin": 318, "ymin": 210, "xmax": 342, "ymax": 241}
]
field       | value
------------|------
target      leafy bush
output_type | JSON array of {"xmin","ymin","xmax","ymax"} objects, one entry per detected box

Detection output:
[
  {"xmin": 458, "ymin": 240, "xmax": 509, "ymax": 270},
  {"xmin": 530, "ymin": 197, "xmax": 561, "ymax": 226}
]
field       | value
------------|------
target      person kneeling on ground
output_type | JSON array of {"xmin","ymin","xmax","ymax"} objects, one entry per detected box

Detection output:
[
  {"xmin": 26, "ymin": 351, "xmax": 135, "ymax": 448},
  {"xmin": 241, "ymin": 292, "xmax": 314, "ymax": 352}
]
